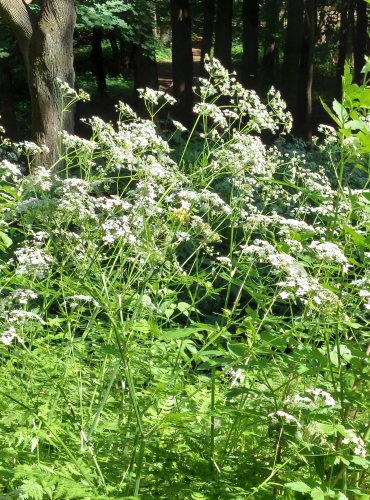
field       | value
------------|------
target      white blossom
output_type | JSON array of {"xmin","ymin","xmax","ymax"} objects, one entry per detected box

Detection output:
[
  {"xmin": 15, "ymin": 242, "xmax": 53, "ymax": 279},
  {"xmin": 268, "ymin": 410, "xmax": 301, "ymax": 427},
  {"xmin": 1, "ymin": 327, "xmax": 23, "ymax": 346}
]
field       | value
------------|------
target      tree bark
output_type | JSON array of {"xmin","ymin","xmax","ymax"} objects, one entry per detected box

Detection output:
[
  {"xmin": 200, "ymin": 0, "xmax": 215, "ymax": 70},
  {"xmin": 171, "ymin": 0, "xmax": 193, "ymax": 126},
  {"xmin": 0, "ymin": 0, "xmax": 76, "ymax": 167},
  {"xmin": 214, "ymin": 0, "xmax": 233, "ymax": 70},
  {"xmin": 336, "ymin": 0, "xmax": 349, "ymax": 98},
  {"xmin": 108, "ymin": 30, "xmax": 121, "ymax": 77},
  {"xmin": 242, "ymin": 0, "xmax": 260, "ymax": 87},
  {"xmin": 282, "ymin": 0, "xmax": 305, "ymax": 119},
  {"xmin": 296, "ymin": 0, "xmax": 315, "ymax": 142},
  {"xmin": 0, "ymin": 56, "xmax": 18, "ymax": 139},
  {"xmin": 261, "ymin": 0, "xmax": 280, "ymax": 85},
  {"xmin": 353, "ymin": 0, "xmax": 368, "ymax": 83}
]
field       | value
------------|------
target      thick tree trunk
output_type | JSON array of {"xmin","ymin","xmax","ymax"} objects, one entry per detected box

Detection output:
[
  {"xmin": 242, "ymin": 0, "xmax": 260, "ymax": 87},
  {"xmin": 336, "ymin": 0, "xmax": 349, "ymax": 98},
  {"xmin": 0, "ymin": 56, "xmax": 18, "ymax": 139},
  {"xmin": 91, "ymin": 28, "xmax": 107, "ymax": 95},
  {"xmin": 132, "ymin": 1, "xmax": 159, "ymax": 116},
  {"xmin": 108, "ymin": 30, "xmax": 121, "ymax": 77},
  {"xmin": 171, "ymin": 0, "xmax": 193, "ymax": 126},
  {"xmin": 282, "ymin": 0, "xmax": 305, "ymax": 120},
  {"xmin": 214, "ymin": 0, "xmax": 233, "ymax": 70},
  {"xmin": 296, "ymin": 0, "xmax": 315, "ymax": 142},
  {"xmin": 261, "ymin": 0, "xmax": 280, "ymax": 85},
  {"xmin": 28, "ymin": 1, "xmax": 76, "ymax": 166},
  {"xmin": 200, "ymin": 0, "xmax": 215, "ymax": 70},
  {"xmin": 0, "ymin": 0, "xmax": 76, "ymax": 167},
  {"xmin": 353, "ymin": 0, "xmax": 368, "ymax": 83}
]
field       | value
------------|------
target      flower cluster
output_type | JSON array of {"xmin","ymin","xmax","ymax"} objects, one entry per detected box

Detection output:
[
  {"xmin": 14, "ymin": 241, "xmax": 53, "ymax": 279},
  {"xmin": 137, "ymin": 88, "xmax": 176, "ymax": 106},
  {"xmin": 1, "ymin": 326, "xmax": 23, "ymax": 346},
  {"xmin": 342, "ymin": 428, "xmax": 367, "ymax": 457}
]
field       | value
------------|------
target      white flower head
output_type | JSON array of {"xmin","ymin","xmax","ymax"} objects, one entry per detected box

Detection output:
[
  {"xmin": 1, "ymin": 326, "xmax": 23, "ymax": 346},
  {"xmin": 268, "ymin": 410, "xmax": 301, "ymax": 427}
]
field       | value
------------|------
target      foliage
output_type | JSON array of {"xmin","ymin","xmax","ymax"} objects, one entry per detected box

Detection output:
[
  {"xmin": 0, "ymin": 59, "xmax": 369, "ymax": 498},
  {"xmin": 75, "ymin": 0, "xmax": 157, "ymax": 56}
]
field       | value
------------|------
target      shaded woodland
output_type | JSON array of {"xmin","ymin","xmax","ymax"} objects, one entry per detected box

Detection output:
[{"xmin": 0, "ymin": 0, "xmax": 368, "ymax": 159}]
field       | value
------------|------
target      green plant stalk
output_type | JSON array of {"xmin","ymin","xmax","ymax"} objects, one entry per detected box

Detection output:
[
  {"xmin": 210, "ymin": 367, "xmax": 216, "ymax": 473},
  {"xmin": 86, "ymin": 360, "xmax": 121, "ymax": 442},
  {"xmin": 134, "ymin": 438, "xmax": 146, "ymax": 497}
]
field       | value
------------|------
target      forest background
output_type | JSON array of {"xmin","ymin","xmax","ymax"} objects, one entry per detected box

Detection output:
[{"xmin": 0, "ymin": 0, "xmax": 368, "ymax": 160}]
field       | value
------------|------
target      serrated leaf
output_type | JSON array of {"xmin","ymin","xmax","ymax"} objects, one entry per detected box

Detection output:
[{"xmin": 19, "ymin": 479, "xmax": 44, "ymax": 500}]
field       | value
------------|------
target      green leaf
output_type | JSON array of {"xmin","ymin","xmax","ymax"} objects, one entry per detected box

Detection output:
[
  {"xmin": 161, "ymin": 327, "xmax": 200, "ymax": 340},
  {"xmin": 332, "ymin": 99, "xmax": 348, "ymax": 123},
  {"xmin": 320, "ymin": 99, "xmax": 342, "ymax": 127},
  {"xmin": 177, "ymin": 301, "xmax": 193, "ymax": 317},
  {"xmin": 285, "ymin": 481, "xmax": 311, "ymax": 493},
  {"xmin": 351, "ymin": 456, "xmax": 369, "ymax": 468},
  {"xmin": 361, "ymin": 56, "xmax": 370, "ymax": 74},
  {"xmin": 315, "ymin": 422, "xmax": 337, "ymax": 436},
  {"xmin": 344, "ymin": 119, "xmax": 366, "ymax": 131},
  {"xmin": 227, "ymin": 342, "xmax": 248, "ymax": 358},
  {"xmin": 338, "ymin": 493, "xmax": 348, "ymax": 500},
  {"xmin": 19, "ymin": 479, "xmax": 44, "ymax": 500},
  {"xmin": 0, "ymin": 231, "xmax": 12, "ymax": 248},
  {"xmin": 310, "ymin": 487, "xmax": 325, "ymax": 500},
  {"xmin": 343, "ymin": 225, "xmax": 370, "ymax": 248}
]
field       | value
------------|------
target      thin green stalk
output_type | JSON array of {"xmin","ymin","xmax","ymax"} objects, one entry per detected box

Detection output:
[
  {"xmin": 210, "ymin": 367, "xmax": 216, "ymax": 473},
  {"xmin": 86, "ymin": 360, "xmax": 121, "ymax": 442},
  {"xmin": 134, "ymin": 438, "xmax": 146, "ymax": 497}
]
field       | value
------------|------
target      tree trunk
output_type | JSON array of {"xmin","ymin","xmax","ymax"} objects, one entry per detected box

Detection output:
[
  {"xmin": 0, "ymin": 56, "xmax": 18, "ymax": 139},
  {"xmin": 296, "ymin": 0, "xmax": 315, "ymax": 142},
  {"xmin": 282, "ymin": 0, "xmax": 305, "ymax": 119},
  {"xmin": 151, "ymin": 1, "xmax": 158, "ymax": 39},
  {"xmin": 200, "ymin": 0, "xmax": 215, "ymax": 70},
  {"xmin": 91, "ymin": 28, "xmax": 107, "ymax": 95},
  {"xmin": 214, "ymin": 0, "xmax": 233, "ymax": 70},
  {"xmin": 0, "ymin": 0, "xmax": 76, "ymax": 167},
  {"xmin": 353, "ymin": 0, "xmax": 368, "ymax": 83},
  {"xmin": 171, "ymin": 0, "xmax": 193, "ymax": 126},
  {"xmin": 336, "ymin": 0, "xmax": 349, "ymax": 98},
  {"xmin": 261, "ymin": 0, "xmax": 280, "ymax": 85},
  {"xmin": 108, "ymin": 30, "xmax": 121, "ymax": 77},
  {"xmin": 242, "ymin": 0, "xmax": 260, "ymax": 87}
]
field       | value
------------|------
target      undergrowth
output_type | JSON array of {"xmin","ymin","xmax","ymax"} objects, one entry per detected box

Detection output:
[{"xmin": 0, "ymin": 57, "xmax": 369, "ymax": 499}]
